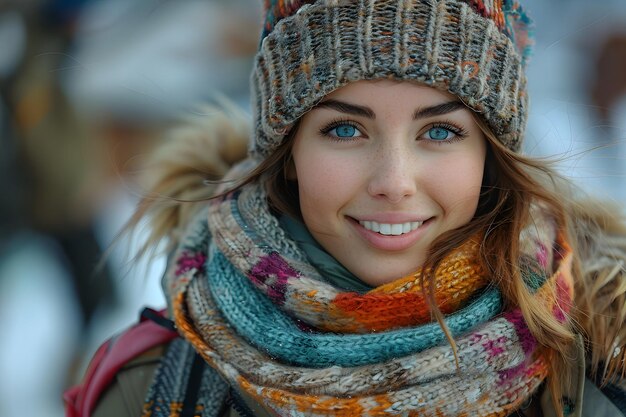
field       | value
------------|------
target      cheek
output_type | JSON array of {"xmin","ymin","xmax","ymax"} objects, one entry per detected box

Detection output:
[
  {"xmin": 295, "ymin": 152, "xmax": 359, "ymax": 222},
  {"xmin": 426, "ymin": 153, "xmax": 485, "ymax": 216}
]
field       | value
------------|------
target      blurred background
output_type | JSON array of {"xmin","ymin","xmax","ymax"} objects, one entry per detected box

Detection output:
[{"xmin": 0, "ymin": 1, "xmax": 625, "ymax": 416}]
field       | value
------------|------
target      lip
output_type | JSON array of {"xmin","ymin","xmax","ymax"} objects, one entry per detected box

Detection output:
[{"xmin": 348, "ymin": 216, "xmax": 432, "ymax": 251}]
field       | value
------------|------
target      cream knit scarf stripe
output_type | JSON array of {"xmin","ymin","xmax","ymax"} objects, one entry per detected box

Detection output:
[{"xmin": 162, "ymin": 183, "xmax": 574, "ymax": 417}]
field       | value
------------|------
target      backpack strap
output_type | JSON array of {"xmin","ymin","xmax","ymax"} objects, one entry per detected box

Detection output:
[{"xmin": 64, "ymin": 308, "xmax": 179, "ymax": 417}]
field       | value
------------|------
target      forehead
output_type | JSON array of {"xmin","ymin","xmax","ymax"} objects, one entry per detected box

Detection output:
[
  {"xmin": 323, "ymin": 79, "xmax": 458, "ymax": 104},
  {"xmin": 306, "ymin": 79, "xmax": 475, "ymax": 123}
]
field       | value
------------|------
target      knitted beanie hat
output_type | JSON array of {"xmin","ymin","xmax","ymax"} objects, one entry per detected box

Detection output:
[{"xmin": 250, "ymin": 0, "xmax": 533, "ymax": 157}]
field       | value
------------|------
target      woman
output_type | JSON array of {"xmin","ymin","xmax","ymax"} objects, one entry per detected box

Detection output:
[{"xmin": 67, "ymin": 1, "xmax": 626, "ymax": 416}]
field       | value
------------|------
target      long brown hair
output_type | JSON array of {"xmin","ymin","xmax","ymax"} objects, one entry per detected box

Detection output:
[{"xmin": 423, "ymin": 117, "xmax": 579, "ymax": 416}]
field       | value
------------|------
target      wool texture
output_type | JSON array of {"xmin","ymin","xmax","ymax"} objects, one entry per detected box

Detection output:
[
  {"xmin": 142, "ymin": 338, "xmax": 229, "ymax": 417},
  {"xmin": 250, "ymin": 0, "xmax": 534, "ymax": 157},
  {"xmin": 144, "ymin": 182, "xmax": 575, "ymax": 417}
]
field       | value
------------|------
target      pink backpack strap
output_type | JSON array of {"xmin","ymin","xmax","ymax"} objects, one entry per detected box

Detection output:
[{"xmin": 64, "ymin": 308, "xmax": 179, "ymax": 417}]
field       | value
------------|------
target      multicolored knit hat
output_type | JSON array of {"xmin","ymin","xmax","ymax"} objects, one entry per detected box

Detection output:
[{"xmin": 250, "ymin": 0, "xmax": 533, "ymax": 157}]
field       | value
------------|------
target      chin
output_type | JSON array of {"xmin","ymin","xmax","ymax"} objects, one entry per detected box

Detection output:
[{"xmin": 355, "ymin": 265, "xmax": 420, "ymax": 287}]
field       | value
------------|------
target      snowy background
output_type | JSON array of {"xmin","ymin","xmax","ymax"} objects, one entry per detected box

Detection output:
[{"xmin": 0, "ymin": 1, "xmax": 625, "ymax": 416}]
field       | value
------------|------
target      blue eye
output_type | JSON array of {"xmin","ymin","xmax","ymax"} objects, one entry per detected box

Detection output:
[
  {"xmin": 428, "ymin": 127, "xmax": 454, "ymax": 141},
  {"xmin": 321, "ymin": 122, "xmax": 363, "ymax": 140},
  {"xmin": 332, "ymin": 124, "xmax": 358, "ymax": 138}
]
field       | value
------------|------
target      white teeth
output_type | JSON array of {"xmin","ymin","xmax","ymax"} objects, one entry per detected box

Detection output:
[
  {"xmin": 390, "ymin": 224, "xmax": 403, "ymax": 235},
  {"xmin": 359, "ymin": 220, "xmax": 423, "ymax": 235}
]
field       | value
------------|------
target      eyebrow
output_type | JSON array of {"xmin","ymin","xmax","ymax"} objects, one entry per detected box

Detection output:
[
  {"xmin": 315, "ymin": 99, "xmax": 375, "ymax": 118},
  {"xmin": 314, "ymin": 99, "xmax": 466, "ymax": 120},
  {"xmin": 413, "ymin": 101, "xmax": 466, "ymax": 119}
]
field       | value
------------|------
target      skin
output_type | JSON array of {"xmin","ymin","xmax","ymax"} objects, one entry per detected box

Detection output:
[{"xmin": 291, "ymin": 80, "xmax": 487, "ymax": 286}]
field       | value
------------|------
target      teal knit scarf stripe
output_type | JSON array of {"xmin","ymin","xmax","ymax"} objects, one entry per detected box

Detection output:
[
  {"xmin": 190, "ymin": 266, "xmax": 535, "ymax": 398},
  {"xmin": 207, "ymin": 250, "xmax": 503, "ymax": 368}
]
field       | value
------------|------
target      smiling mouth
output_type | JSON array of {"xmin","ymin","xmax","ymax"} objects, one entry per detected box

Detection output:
[{"xmin": 358, "ymin": 220, "xmax": 424, "ymax": 236}]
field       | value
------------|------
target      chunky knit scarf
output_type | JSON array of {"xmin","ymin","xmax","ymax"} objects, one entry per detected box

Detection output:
[{"xmin": 146, "ymin": 182, "xmax": 574, "ymax": 417}]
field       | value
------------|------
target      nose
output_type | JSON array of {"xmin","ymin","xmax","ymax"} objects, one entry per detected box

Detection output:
[{"xmin": 367, "ymin": 142, "xmax": 417, "ymax": 203}]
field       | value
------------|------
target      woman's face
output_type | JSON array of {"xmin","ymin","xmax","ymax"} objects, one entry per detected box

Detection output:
[{"xmin": 291, "ymin": 80, "xmax": 487, "ymax": 286}]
